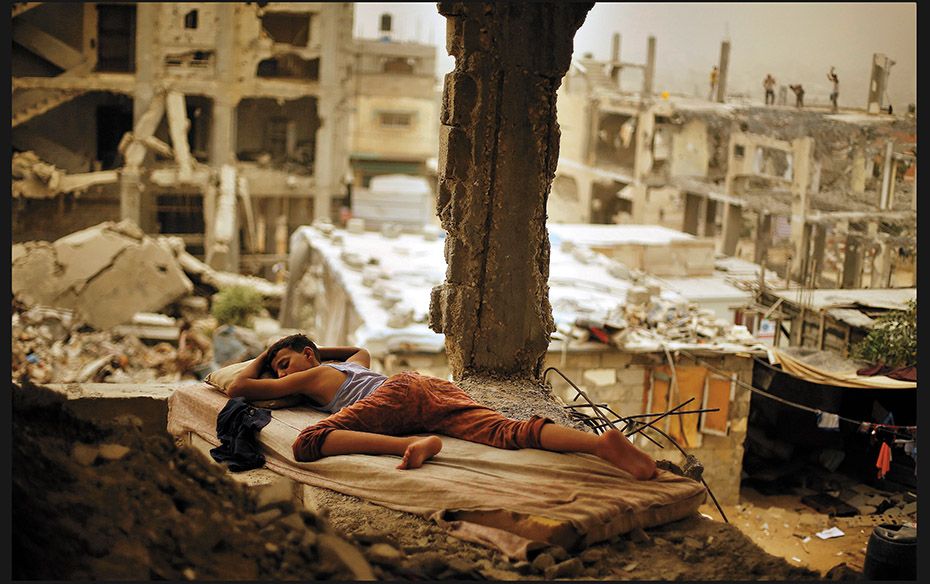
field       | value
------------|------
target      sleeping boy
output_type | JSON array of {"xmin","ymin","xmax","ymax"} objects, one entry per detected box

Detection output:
[{"xmin": 229, "ymin": 333, "xmax": 656, "ymax": 479}]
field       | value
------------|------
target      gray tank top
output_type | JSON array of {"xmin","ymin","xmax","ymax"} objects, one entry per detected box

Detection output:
[{"xmin": 317, "ymin": 361, "xmax": 388, "ymax": 413}]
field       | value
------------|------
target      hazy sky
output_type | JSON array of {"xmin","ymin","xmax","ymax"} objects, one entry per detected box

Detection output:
[{"xmin": 354, "ymin": 3, "xmax": 916, "ymax": 108}]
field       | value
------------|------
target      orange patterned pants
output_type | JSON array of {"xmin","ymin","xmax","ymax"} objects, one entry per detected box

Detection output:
[{"xmin": 292, "ymin": 371, "xmax": 552, "ymax": 462}]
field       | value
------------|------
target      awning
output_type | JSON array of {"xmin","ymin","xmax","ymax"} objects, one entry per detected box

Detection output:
[{"xmin": 769, "ymin": 348, "xmax": 916, "ymax": 389}]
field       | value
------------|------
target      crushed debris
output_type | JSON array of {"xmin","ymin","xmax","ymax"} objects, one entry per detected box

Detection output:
[
  {"xmin": 12, "ymin": 220, "xmax": 194, "ymax": 330},
  {"xmin": 11, "ymin": 303, "xmax": 215, "ymax": 385}
]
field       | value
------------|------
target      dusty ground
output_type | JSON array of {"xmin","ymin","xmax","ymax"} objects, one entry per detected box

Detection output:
[
  {"xmin": 703, "ymin": 483, "xmax": 916, "ymax": 577},
  {"xmin": 13, "ymin": 380, "xmax": 824, "ymax": 581}
]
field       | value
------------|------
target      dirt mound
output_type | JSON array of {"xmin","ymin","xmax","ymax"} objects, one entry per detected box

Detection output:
[
  {"xmin": 11, "ymin": 381, "xmax": 386, "ymax": 580},
  {"xmin": 12, "ymin": 380, "xmax": 823, "ymax": 580}
]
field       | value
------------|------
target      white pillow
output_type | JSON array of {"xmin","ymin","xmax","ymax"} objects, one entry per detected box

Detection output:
[{"xmin": 204, "ymin": 359, "xmax": 305, "ymax": 409}]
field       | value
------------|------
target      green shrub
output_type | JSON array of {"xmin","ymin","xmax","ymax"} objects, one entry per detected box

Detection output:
[
  {"xmin": 851, "ymin": 299, "xmax": 917, "ymax": 368},
  {"xmin": 211, "ymin": 286, "xmax": 264, "ymax": 327}
]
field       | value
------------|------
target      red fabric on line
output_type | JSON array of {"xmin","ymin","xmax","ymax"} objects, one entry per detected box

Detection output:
[{"xmin": 875, "ymin": 442, "xmax": 892, "ymax": 479}]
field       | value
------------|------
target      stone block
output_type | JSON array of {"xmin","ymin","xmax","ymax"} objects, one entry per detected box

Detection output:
[
  {"xmin": 566, "ymin": 352, "xmax": 606, "ymax": 369},
  {"xmin": 599, "ymin": 351, "xmax": 633, "ymax": 368},
  {"xmin": 583, "ymin": 368, "xmax": 617, "ymax": 387},
  {"xmin": 43, "ymin": 382, "xmax": 174, "ymax": 436},
  {"xmin": 617, "ymin": 367, "xmax": 647, "ymax": 389}
]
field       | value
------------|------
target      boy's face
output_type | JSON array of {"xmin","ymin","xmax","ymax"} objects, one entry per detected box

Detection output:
[{"xmin": 270, "ymin": 347, "xmax": 319, "ymax": 378}]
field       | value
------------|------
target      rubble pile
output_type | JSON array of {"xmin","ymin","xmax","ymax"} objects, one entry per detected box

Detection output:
[
  {"xmin": 11, "ymin": 381, "xmax": 402, "ymax": 580},
  {"xmin": 10, "ymin": 221, "xmax": 293, "ymax": 384},
  {"xmin": 561, "ymin": 282, "xmax": 758, "ymax": 353},
  {"xmin": 11, "ymin": 221, "xmax": 286, "ymax": 332},
  {"xmin": 12, "ymin": 151, "xmax": 66, "ymax": 199},
  {"xmin": 11, "ymin": 304, "xmax": 214, "ymax": 385},
  {"xmin": 12, "ymin": 220, "xmax": 194, "ymax": 330}
]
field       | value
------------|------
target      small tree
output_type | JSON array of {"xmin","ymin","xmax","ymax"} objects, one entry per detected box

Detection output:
[
  {"xmin": 852, "ymin": 300, "xmax": 917, "ymax": 368},
  {"xmin": 211, "ymin": 286, "xmax": 264, "ymax": 328}
]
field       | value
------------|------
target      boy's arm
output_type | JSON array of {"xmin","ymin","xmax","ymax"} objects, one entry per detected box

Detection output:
[
  {"xmin": 227, "ymin": 364, "xmax": 345, "ymax": 402},
  {"xmin": 319, "ymin": 346, "xmax": 371, "ymax": 368},
  {"xmin": 227, "ymin": 348, "xmax": 340, "ymax": 401}
]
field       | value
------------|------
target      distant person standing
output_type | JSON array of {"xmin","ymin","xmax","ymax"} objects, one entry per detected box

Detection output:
[
  {"xmin": 763, "ymin": 74, "xmax": 776, "ymax": 105},
  {"xmin": 789, "ymin": 84, "xmax": 805, "ymax": 108},
  {"xmin": 827, "ymin": 66, "xmax": 840, "ymax": 112},
  {"xmin": 709, "ymin": 65, "xmax": 719, "ymax": 100}
]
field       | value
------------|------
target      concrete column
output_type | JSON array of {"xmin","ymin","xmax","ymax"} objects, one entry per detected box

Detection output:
[
  {"xmin": 210, "ymin": 4, "xmax": 238, "ymax": 168},
  {"xmin": 867, "ymin": 53, "xmax": 891, "ymax": 114},
  {"xmin": 206, "ymin": 165, "xmax": 240, "ymax": 272},
  {"xmin": 849, "ymin": 148, "xmax": 867, "ymax": 193},
  {"xmin": 82, "ymin": 3, "xmax": 98, "ymax": 68},
  {"xmin": 585, "ymin": 103, "xmax": 599, "ymax": 166},
  {"xmin": 703, "ymin": 198, "xmax": 718, "ymax": 237},
  {"xmin": 628, "ymin": 184, "xmax": 649, "ymax": 224},
  {"xmin": 841, "ymin": 232, "xmax": 864, "ymax": 289},
  {"xmin": 121, "ymin": 3, "xmax": 158, "ymax": 229},
  {"xmin": 642, "ymin": 35, "xmax": 656, "ymax": 99},
  {"xmin": 312, "ymin": 4, "xmax": 352, "ymax": 224},
  {"xmin": 720, "ymin": 202, "xmax": 742, "ymax": 256},
  {"xmin": 810, "ymin": 222, "xmax": 827, "ymax": 288},
  {"xmin": 912, "ymin": 164, "xmax": 917, "ymax": 211},
  {"xmin": 683, "ymin": 192, "xmax": 702, "ymax": 235},
  {"xmin": 633, "ymin": 109, "xmax": 654, "ymax": 181},
  {"xmin": 753, "ymin": 212, "xmax": 772, "ymax": 265},
  {"xmin": 715, "ymin": 40, "xmax": 730, "ymax": 103},
  {"xmin": 695, "ymin": 195, "xmax": 709, "ymax": 237},
  {"xmin": 788, "ymin": 137, "xmax": 814, "ymax": 282},
  {"xmin": 879, "ymin": 140, "xmax": 894, "ymax": 209},
  {"xmin": 430, "ymin": 2, "xmax": 593, "ymax": 380},
  {"xmin": 832, "ymin": 219, "xmax": 849, "ymax": 287},
  {"xmin": 869, "ymin": 238, "xmax": 893, "ymax": 289},
  {"xmin": 610, "ymin": 33, "xmax": 621, "ymax": 88}
]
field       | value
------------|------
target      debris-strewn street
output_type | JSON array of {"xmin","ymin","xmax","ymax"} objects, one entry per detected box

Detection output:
[{"xmin": 12, "ymin": 2, "xmax": 915, "ymax": 580}]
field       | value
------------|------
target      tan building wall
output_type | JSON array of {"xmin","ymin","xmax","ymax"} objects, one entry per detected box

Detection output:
[
  {"xmin": 554, "ymin": 86, "xmax": 590, "ymax": 164},
  {"xmin": 350, "ymin": 95, "xmax": 439, "ymax": 162},
  {"xmin": 669, "ymin": 119, "xmax": 710, "ymax": 178}
]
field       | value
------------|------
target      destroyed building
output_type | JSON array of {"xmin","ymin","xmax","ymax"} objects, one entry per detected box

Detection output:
[
  {"xmin": 349, "ymin": 17, "xmax": 440, "ymax": 188},
  {"xmin": 14, "ymin": 3, "xmax": 437, "ymax": 279},
  {"xmin": 551, "ymin": 35, "xmax": 917, "ymax": 291}
]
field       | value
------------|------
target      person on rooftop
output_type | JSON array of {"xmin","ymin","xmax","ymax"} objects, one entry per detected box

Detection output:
[
  {"xmin": 827, "ymin": 66, "xmax": 840, "ymax": 113},
  {"xmin": 763, "ymin": 74, "xmax": 776, "ymax": 106},
  {"xmin": 228, "ymin": 333, "xmax": 658, "ymax": 479},
  {"xmin": 789, "ymin": 84, "xmax": 805, "ymax": 108}
]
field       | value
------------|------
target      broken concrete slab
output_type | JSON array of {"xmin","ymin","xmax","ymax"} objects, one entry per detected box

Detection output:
[
  {"xmin": 12, "ymin": 221, "xmax": 193, "ymax": 330},
  {"xmin": 52, "ymin": 221, "xmax": 143, "ymax": 293},
  {"xmin": 10, "ymin": 242, "xmax": 66, "ymax": 310}
]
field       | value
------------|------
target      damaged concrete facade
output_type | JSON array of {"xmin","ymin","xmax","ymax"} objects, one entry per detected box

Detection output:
[
  {"xmin": 13, "ymin": 2, "xmax": 355, "ymax": 276},
  {"xmin": 349, "ymin": 36, "xmax": 439, "ymax": 188},
  {"xmin": 552, "ymin": 39, "xmax": 917, "ymax": 291}
]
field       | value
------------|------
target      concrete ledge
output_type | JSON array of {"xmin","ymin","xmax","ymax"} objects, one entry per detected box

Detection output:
[{"xmin": 42, "ymin": 381, "xmax": 185, "ymax": 435}]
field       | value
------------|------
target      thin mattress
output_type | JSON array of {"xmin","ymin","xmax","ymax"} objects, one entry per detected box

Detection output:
[{"xmin": 167, "ymin": 383, "xmax": 707, "ymax": 558}]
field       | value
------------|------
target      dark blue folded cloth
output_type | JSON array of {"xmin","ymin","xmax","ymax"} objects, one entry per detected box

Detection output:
[{"xmin": 210, "ymin": 397, "xmax": 272, "ymax": 472}]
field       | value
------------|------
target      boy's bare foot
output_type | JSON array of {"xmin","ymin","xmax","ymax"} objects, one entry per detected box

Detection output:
[
  {"xmin": 396, "ymin": 436, "xmax": 443, "ymax": 470},
  {"xmin": 595, "ymin": 429, "xmax": 657, "ymax": 480}
]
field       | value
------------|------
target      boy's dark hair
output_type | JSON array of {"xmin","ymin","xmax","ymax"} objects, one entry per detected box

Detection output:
[{"xmin": 265, "ymin": 333, "xmax": 321, "ymax": 371}]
